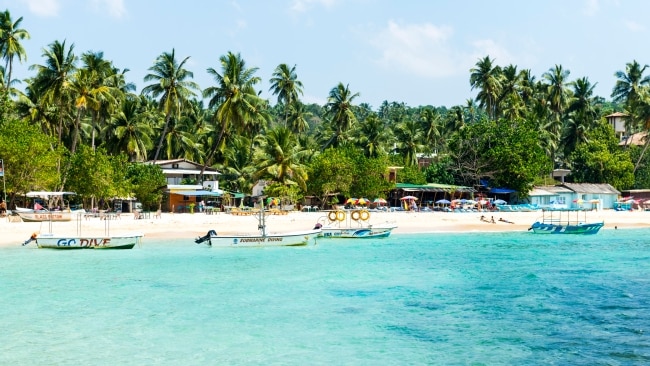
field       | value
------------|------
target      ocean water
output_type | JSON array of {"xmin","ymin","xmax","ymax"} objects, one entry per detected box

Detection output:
[{"xmin": 2, "ymin": 230, "xmax": 650, "ymax": 365}]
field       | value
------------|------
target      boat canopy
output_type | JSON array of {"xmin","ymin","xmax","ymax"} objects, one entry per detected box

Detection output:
[{"xmin": 26, "ymin": 191, "xmax": 76, "ymax": 198}]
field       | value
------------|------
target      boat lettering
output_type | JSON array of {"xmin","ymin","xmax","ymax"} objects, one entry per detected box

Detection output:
[
  {"xmin": 56, "ymin": 238, "xmax": 110, "ymax": 247},
  {"xmin": 35, "ymin": 214, "xmax": 63, "ymax": 220},
  {"xmin": 57, "ymin": 238, "xmax": 74, "ymax": 246},
  {"xmin": 267, "ymin": 237, "xmax": 283, "ymax": 242},
  {"xmin": 239, "ymin": 238, "xmax": 266, "ymax": 243},
  {"xmin": 80, "ymin": 238, "xmax": 110, "ymax": 247}
]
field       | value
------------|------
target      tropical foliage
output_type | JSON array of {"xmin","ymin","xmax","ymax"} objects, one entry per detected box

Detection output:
[{"xmin": 2, "ymin": 8, "xmax": 650, "ymax": 209}]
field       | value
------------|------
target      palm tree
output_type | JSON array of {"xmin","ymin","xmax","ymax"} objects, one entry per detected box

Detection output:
[
  {"xmin": 252, "ymin": 125, "xmax": 310, "ymax": 191},
  {"xmin": 286, "ymin": 101, "xmax": 312, "ymax": 134},
  {"xmin": 203, "ymin": 51, "xmax": 269, "ymax": 169},
  {"xmin": 611, "ymin": 60, "xmax": 650, "ymax": 108},
  {"xmin": 322, "ymin": 82, "xmax": 360, "ymax": 148},
  {"xmin": 469, "ymin": 56, "xmax": 502, "ymax": 120},
  {"xmin": 269, "ymin": 63, "xmax": 303, "ymax": 124},
  {"xmin": 104, "ymin": 95, "xmax": 154, "ymax": 161},
  {"xmin": 392, "ymin": 118, "xmax": 424, "ymax": 166},
  {"xmin": 29, "ymin": 40, "xmax": 77, "ymax": 146},
  {"xmin": 0, "ymin": 10, "xmax": 30, "ymax": 90},
  {"xmin": 216, "ymin": 134, "xmax": 255, "ymax": 193},
  {"xmin": 419, "ymin": 107, "xmax": 442, "ymax": 154},
  {"xmin": 142, "ymin": 49, "xmax": 199, "ymax": 162},
  {"xmin": 354, "ymin": 112, "xmax": 390, "ymax": 158}
]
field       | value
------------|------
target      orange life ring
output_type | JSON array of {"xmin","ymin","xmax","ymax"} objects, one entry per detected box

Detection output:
[
  {"xmin": 328, "ymin": 211, "xmax": 338, "ymax": 222},
  {"xmin": 359, "ymin": 210, "xmax": 370, "ymax": 221},
  {"xmin": 336, "ymin": 210, "xmax": 346, "ymax": 221},
  {"xmin": 351, "ymin": 210, "xmax": 360, "ymax": 221}
]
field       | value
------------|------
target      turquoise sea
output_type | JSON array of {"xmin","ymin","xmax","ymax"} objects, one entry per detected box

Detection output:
[{"xmin": 2, "ymin": 229, "xmax": 650, "ymax": 365}]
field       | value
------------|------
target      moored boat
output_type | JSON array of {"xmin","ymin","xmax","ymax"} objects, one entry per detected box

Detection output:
[
  {"xmin": 27, "ymin": 233, "xmax": 143, "ymax": 249},
  {"xmin": 317, "ymin": 209, "xmax": 397, "ymax": 238},
  {"xmin": 195, "ymin": 203, "xmax": 321, "ymax": 247},
  {"xmin": 529, "ymin": 208, "xmax": 603, "ymax": 234}
]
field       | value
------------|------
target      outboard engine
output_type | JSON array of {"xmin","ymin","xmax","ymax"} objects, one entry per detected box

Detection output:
[
  {"xmin": 22, "ymin": 232, "xmax": 37, "ymax": 246},
  {"xmin": 195, "ymin": 229, "xmax": 217, "ymax": 245}
]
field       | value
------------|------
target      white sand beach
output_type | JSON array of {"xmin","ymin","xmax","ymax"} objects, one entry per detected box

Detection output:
[{"xmin": 2, "ymin": 209, "xmax": 649, "ymax": 247}]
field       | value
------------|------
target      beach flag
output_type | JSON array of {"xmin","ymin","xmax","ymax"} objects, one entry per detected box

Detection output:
[
  {"xmin": 0, "ymin": 159, "xmax": 3, "ymax": 177},
  {"xmin": 34, "ymin": 202, "xmax": 44, "ymax": 210}
]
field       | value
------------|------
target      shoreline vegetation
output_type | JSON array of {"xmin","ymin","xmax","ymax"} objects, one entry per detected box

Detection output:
[{"xmin": 2, "ymin": 209, "xmax": 649, "ymax": 248}]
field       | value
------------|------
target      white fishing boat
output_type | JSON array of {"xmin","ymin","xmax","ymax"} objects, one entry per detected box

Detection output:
[
  {"xmin": 22, "ymin": 213, "xmax": 143, "ymax": 249},
  {"xmin": 317, "ymin": 209, "xmax": 397, "ymax": 238},
  {"xmin": 195, "ymin": 203, "xmax": 320, "ymax": 247},
  {"xmin": 15, "ymin": 191, "xmax": 77, "ymax": 222}
]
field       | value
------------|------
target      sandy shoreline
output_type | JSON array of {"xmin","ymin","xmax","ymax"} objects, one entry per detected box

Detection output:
[{"xmin": 2, "ymin": 209, "xmax": 649, "ymax": 247}]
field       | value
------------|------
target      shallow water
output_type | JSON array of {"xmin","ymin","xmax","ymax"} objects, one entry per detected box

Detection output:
[{"xmin": 2, "ymin": 230, "xmax": 650, "ymax": 365}]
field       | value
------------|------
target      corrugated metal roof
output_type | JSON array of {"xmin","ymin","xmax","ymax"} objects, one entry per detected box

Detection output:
[{"xmin": 561, "ymin": 183, "xmax": 620, "ymax": 195}]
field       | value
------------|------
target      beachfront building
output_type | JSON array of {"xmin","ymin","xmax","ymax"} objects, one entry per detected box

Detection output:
[
  {"xmin": 527, "ymin": 183, "xmax": 620, "ymax": 210},
  {"xmin": 606, "ymin": 112, "xmax": 629, "ymax": 141},
  {"xmin": 148, "ymin": 159, "xmax": 222, "ymax": 212}
]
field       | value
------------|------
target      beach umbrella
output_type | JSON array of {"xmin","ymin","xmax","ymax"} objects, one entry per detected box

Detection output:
[
  {"xmin": 356, "ymin": 198, "xmax": 369, "ymax": 205},
  {"xmin": 373, "ymin": 198, "xmax": 387, "ymax": 205},
  {"xmin": 345, "ymin": 198, "xmax": 357, "ymax": 204},
  {"xmin": 573, "ymin": 198, "xmax": 584, "ymax": 204},
  {"xmin": 493, "ymin": 199, "xmax": 507, "ymax": 205},
  {"xmin": 400, "ymin": 195, "xmax": 418, "ymax": 200},
  {"xmin": 435, "ymin": 199, "xmax": 451, "ymax": 204}
]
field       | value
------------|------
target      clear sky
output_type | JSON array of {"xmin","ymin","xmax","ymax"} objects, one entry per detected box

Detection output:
[{"xmin": 3, "ymin": 0, "xmax": 650, "ymax": 109}]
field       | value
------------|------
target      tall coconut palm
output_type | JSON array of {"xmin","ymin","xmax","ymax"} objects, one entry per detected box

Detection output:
[
  {"xmin": 252, "ymin": 125, "xmax": 309, "ymax": 190},
  {"xmin": 469, "ymin": 55, "xmax": 502, "ymax": 120},
  {"xmin": 286, "ymin": 101, "xmax": 312, "ymax": 134},
  {"xmin": 142, "ymin": 49, "xmax": 199, "ymax": 162},
  {"xmin": 322, "ymin": 82, "xmax": 360, "ymax": 148},
  {"xmin": 105, "ymin": 95, "xmax": 154, "ymax": 161},
  {"xmin": 216, "ymin": 134, "xmax": 255, "ymax": 193},
  {"xmin": 203, "ymin": 51, "xmax": 269, "ymax": 169},
  {"xmin": 419, "ymin": 107, "xmax": 442, "ymax": 154},
  {"xmin": 0, "ymin": 10, "xmax": 30, "ymax": 90},
  {"xmin": 393, "ymin": 118, "xmax": 424, "ymax": 166},
  {"xmin": 29, "ymin": 40, "xmax": 77, "ymax": 146},
  {"xmin": 269, "ymin": 63, "xmax": 303, "ymax": 125},
  {"xmin": 354, "ymin": 112, "xmax": 390, "ymax": 158},
  {"xmin": 611, "ymin": 60, "xmax": 650, "ymax": 108}
]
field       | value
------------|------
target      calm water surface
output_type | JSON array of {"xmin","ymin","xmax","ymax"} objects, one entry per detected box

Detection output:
[{"xmin": 1, "ymin": 230, "xmax": 650, "ymax": 365}]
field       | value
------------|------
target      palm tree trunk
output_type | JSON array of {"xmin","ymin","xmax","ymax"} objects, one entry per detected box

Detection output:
[
  {"xmin": 153, "ymin": 113, "xmax": 172, "ymax": 162},
  {"xmin": 201, "ymin": 121, "xmax": 228, "ymax": 175},
  {"xmin": 633, "ymin": 133, "xmax": 650, "ymax": 172}
]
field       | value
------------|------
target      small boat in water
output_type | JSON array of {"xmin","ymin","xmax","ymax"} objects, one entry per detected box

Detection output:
[
  {"xmin": 22, "ymin": 212, "xmax": 143, "ymax": 249},
  {"xmin": 195, "ymin": 203, "xmax": 321, "ymax": 247},
  {"xmin": 317, "ymin": 209, "xmax": 397, "ymax": 238},
  {"xmin": 529, "ymin": 208, "xmax": 604, "ymax": 234}
]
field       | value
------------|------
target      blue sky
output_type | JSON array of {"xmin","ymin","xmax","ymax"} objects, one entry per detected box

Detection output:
[{"xmin": 3, "ymin": 0, "xmax": 650, "ymax": 109}]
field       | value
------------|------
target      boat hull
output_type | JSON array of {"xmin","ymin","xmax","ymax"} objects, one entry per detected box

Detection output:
[
  {"xmin": 202, "ymin": 230, "xmax": 320, "ymax": 247},
  {"xmin": 35, "ymin": 234, "xmax": 143, "ymax": 249},
  {"xmin": 17, "ymin": 211, "xmax": 72, "ymax": 222},
  {"xmin": 320, "ymin": 224, "xmax": 397, "ymax": 239},
  {"xmin": 529, "ymin": 221, "xmax": 604, "ymax": 234}
]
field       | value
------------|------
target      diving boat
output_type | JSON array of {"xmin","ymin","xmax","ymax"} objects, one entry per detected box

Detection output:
[
  {"xmin": 317, "ymin": 209, "xmax": 397, "ymax": 238},
  {"xmin": 195, "ymin": 203, "xmax": 321, "ymax": 247},
  {"xmin": 528, "ymin": 208, "xmax": 604, "ymax": 234},
  {"xmin": 22, "ymin": 212, "xmax": 143, "ymax": 249}
]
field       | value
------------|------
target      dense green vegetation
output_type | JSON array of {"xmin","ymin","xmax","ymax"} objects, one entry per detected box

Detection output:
[{"xmin": 1, "ymin": 10, "xmax": 649, "ymax": 208}]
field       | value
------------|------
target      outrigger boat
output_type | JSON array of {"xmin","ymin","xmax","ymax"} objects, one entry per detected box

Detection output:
[
  {"xmin": 528, "ymin": 208, "xmax": 604, "ymax": 235},
  {"xmin": 317, "ymin": 209, "xmax": 397, "ymax": 238},
  {"xmin": 22, "ymin": 212, "xmax": 143, "ymax": 249},
  {"xmin": 195, "ymin": 202, "xmax": 321, "ymax": 247}
]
